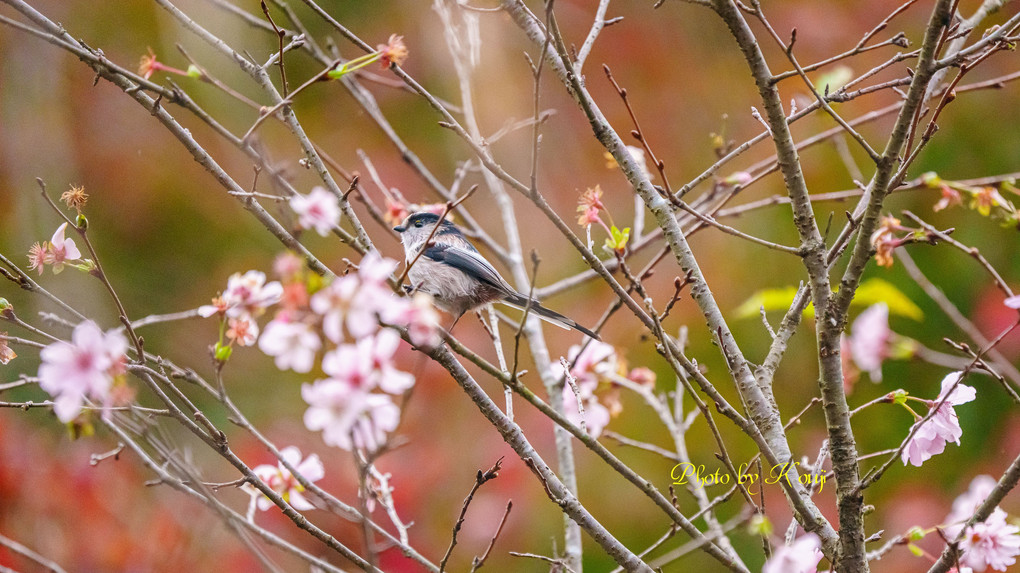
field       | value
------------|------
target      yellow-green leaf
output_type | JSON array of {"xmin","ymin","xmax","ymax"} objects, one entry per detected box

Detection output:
[
  {"xmin": 853, "ymin": 278, "xmax": 923, "ymax": 320},
  {"xmin": 733, "ymin": 286, "xmax": 804, "ymax": 319},
  {"xmin": 734, "ymin": 278, "xmax": 922, "ymax": 321}
]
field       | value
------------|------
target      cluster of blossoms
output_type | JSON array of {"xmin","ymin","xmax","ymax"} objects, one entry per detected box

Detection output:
[
  {"xmin": 291, "ymin": 253, "xmax": 438, "ymax": 451},
  {"xmin": 552, "ymin": 342, "xmax": 616, "ymax": 438},
  {"xmin": 869, "ymin": 215, "xmax": 931, "ymax": 268},
  {"xmin": 198, "ymin": 270, "xmax": 284, "ymax": 357},
  {"xmin": 200, "ymin": 251, "xmax": 439, "ymax": 452},
  {"xmin": 576, "ymin": 186, "xmax": 631, "ymax": 255},
  {"xmin": 36, "ymin": 320, "xmax": 130, "ymax": 423},
  {"xmin": 27, "ymin": 223, "xmax": 88, "ymax": 275},
  {"xmin": 242, "ymin": 446, "xmax": 324, "ymax": 518},
  {"xmin": 942, "ymin": 475, "xmax": 1020, "ymax": 572},
  {"xmin": 550, "ymin": 341, "xmax": 653, "ymax": 438},
  {"xmin": 923, "ymin": 172, "xmax": 1019, "ymax": 224},
  {"xmin": 900, "ymin": 372, "xmax": 976, "ymax": 467}
]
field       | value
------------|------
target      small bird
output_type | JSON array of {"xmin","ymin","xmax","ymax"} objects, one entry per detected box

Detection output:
[{"xmin": 393, "ymin": 212, "xmax": 600, "ymax": 340}]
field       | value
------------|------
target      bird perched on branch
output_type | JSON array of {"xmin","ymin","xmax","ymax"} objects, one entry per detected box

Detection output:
[{"xmin": 393, "ymin": 212, "xmax": 600, "ymax": 340}]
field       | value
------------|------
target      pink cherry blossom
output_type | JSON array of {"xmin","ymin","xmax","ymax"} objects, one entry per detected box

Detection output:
[
  {"xmin": 289, "ymin": 186, "xmax": 340, "ymax": 236},
  {"xmin": 552, "ymin": 341, "xmax": 618, "ymax": 390},
  {"xmin": 849, "ymin": 303, "xmax": 890, "ymax": 382},
  {"xmin": 322, "ymin": 342, "xmax": 378, "ymax": 391},
  {"xmin": 226, "ymin": 317, "xmax": 259, "ymax": 347},
  {"xmin": 763, "ymin": 533, "xmax": 824, "ymax": 573},
  {"xmin": 0, "ymin": 333, "xmax": 16, "ymax": 365},
  {"xmin": 311, "ymin": 274, "xmax": 358, "ymax": 342},
  {"xmin": 46, "ymin": 222, "xmax": 82, "ymax": 273},
  {"xmin": 901, "ymin": 372, "xmax": 976, "ymax": 467},
  {"xmin": 258, "ymin": 318, "xmax": 321, "ymax": 373},
  {"xmin": 38, "ymin": 320, "xmax": 128, "ymax": 422},
  {"xmin": 273, "ymin": 251, "xmax": 304, "ymax": 280},
  {"xmin": 561, "ymin": 383, "xmax": 611, "ymax": 438},
  {"xmin": 362, "ymin": 330, "xmax": 414, "ymax": 394},
  {"xmin": 302, "ymin": 379, "xmax": 400, "ymax": 451},
  {"xmin": 310, "ymin": 253, "xmax": 397, "ymax": 341},
  {"xmin": 948, "ymin": 475, "xmax": 999, "ymax": 528},
  {"xmin": 959, "ymin": 509, "xmax": 1020, "ymax": 572},
  {"xmin": 27, "ymin": 242, "xmax": 47, "ymax": 275},
  {"xmin": 221, "ymin": 271, "xmax": 283, "ymax": 319},
  {"xmin": 243, "ymin": 446, "xmax": 324, "ymax": 514},
  {"xmin": 197, "ymin": 295, "xmax": 229, "ymax": 318},
  {"xmin": 383, "ymin": 292, "xmax": 440, "ymax": 348},
  {"xmin": 357, "ymin": 251, "xmax": 398, "ymax": 286},
  {"xmin": 320, "ymin": 331, "xmax": 414, "ymax": 395}
]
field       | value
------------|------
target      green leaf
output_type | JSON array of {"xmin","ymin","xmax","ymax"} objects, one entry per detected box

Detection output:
[
  {"xmin": 815, "ymin": 65, "xmax": 853, "ymax": 94},
  {"xmin": 892, "ymin": 389, "xmax": 909, "ymax": 405},
  {"xmin": 734, "ymin": 278, "xmax": 923, "ymax": 321},
  {"xmin": 602, "ymin": 225, "xmax": 631, "ymax": 254},
  {"xmin": 214, "ymin": 342, "xmax": 233, "ymax": 362},
  {"xmin": 733, "ymin": 286, "xmax": 804, "ymax": 319},
  {"xmin": 853, "ymin": 278, "xmax": 923, "ymax": 320}
]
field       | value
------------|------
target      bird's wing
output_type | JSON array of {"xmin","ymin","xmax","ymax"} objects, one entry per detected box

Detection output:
[{"xmin": 423, "ymin": 244, "xmax": 514, "ymax": 293}]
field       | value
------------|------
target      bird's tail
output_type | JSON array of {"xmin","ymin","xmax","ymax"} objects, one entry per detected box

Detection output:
[{"xmin": 502, "ymin": 293, "xmax": 601, "ymax": 340}]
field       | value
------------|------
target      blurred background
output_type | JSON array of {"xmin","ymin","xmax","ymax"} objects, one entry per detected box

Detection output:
[{"xmin": 1, "ymin": 0, "xmax": 1019, "ymax": 571}]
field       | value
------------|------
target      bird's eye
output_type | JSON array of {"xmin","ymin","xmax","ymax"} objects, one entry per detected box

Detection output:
[{"xmin": 414, "ymin": 221, "xmax": 423, "ymax": 228}]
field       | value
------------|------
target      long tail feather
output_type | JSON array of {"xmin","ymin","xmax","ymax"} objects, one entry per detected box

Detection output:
[{"xmin": 501, "ymin": 294, "xmax": 601, "ymax": 340}]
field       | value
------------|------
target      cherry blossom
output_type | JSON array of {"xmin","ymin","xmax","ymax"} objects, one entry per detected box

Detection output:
[
  {"xmin": 361, "ymin": 330, "xmax": 414, "ymax": 394},
  {"xmin": 243, "ymin": 446, "xmax": 324, "ymax": 515},
  {"xmin": 959, "ymin": 509, "xmax": 1020, "ymax": 572},
  {"xmin": 27, "ymin": 242, "xmax": 47, "ymax": 275},
  {"xmin": 322, "ymin": 331, "xmax": 414, "ymax": 395},
  {"xmin": 321, "ymin": 342, "xmax": 378, "ymax": 391},
  {"xmin": 302, "ymin": 379, "xmax": 400, "ymax": 451},
  {"xmin": 47, "ymin": 222, "xmax": 83, "ymax": 271},
  {"xmin": 947, "ymin": 475, "xmax": 999, "ymax": 528},
  {"xmin": 309, "ymin": 252, "xmax": 396, "ymax": 341},
  {"xmin": 357, "ymin": 250, "xmax": 398, "ymax": 286},
  {"xmin": 552, "ymin": 341, "xmax": 618, "ymax": 389},
  {"xmin": 0, "ymin": 332, "xmax": 15, "ymax": 365},
  {"xmin": 258, "ymin": 319, "xmax": 321, "ymax": 373},
  {"xmin": 310, "ymin": 274, "xmax": 377, "ymax": 342},
  {"xmin": 377, "ymin": 34, "xmax": 409, "ymax": 68},
  {"xmin": 383, "ymin": 198, "xmax": 409, "ymax": 226},
  {"xmin": 272, "ymin": 252, "xmax": 304, "ymax": 280},
  {"xmin": 226, "ymin": 317, "xmax": 259, "ymax": 347},
  {"xmin": 384, "ymin": 292, "xmax": 440, "ymax": 348},
  {"xmin": 848, "ymin": 303, "xmax": 890, "ymax": 381},
  {"xmin": 763, "ymin": 533, "xmax": 824, "ymax": 573},
  {"xmin": 870, "ymin": 215, "xmax": 905, "ymax": 268},
  {"xmin": 577, "ymin": 186, "xmax": 606, "ymax": 227},
  {"xmin": 28, "ymin": 223, "xmax": 83, "ymax": 275},
  {"xmin": 37, "ymin": 320, "xmax": 128, "ymax": 422},
  {"xmin": 901, "ymin": 372, "xmax": 976, "ymax": 467},
  {"xmin": 289, "ymin": 187, "xmax": 340, "ymax": 236},
  {"xmin": 552, "ymin": 343, "xmax": 618, "ymax": 438},
  {"xmin": 221, "ymin": 271, "xmax": 283, "ymax": 319},
  {"xmin": 562, "ymin": 383, "xmax": 611, "ymax": 438}
]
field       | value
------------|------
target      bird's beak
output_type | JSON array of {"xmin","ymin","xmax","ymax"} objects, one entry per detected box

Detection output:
[{"xmin": 393, "ymin": 225, "xmax": 405, "ymax": 233}]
